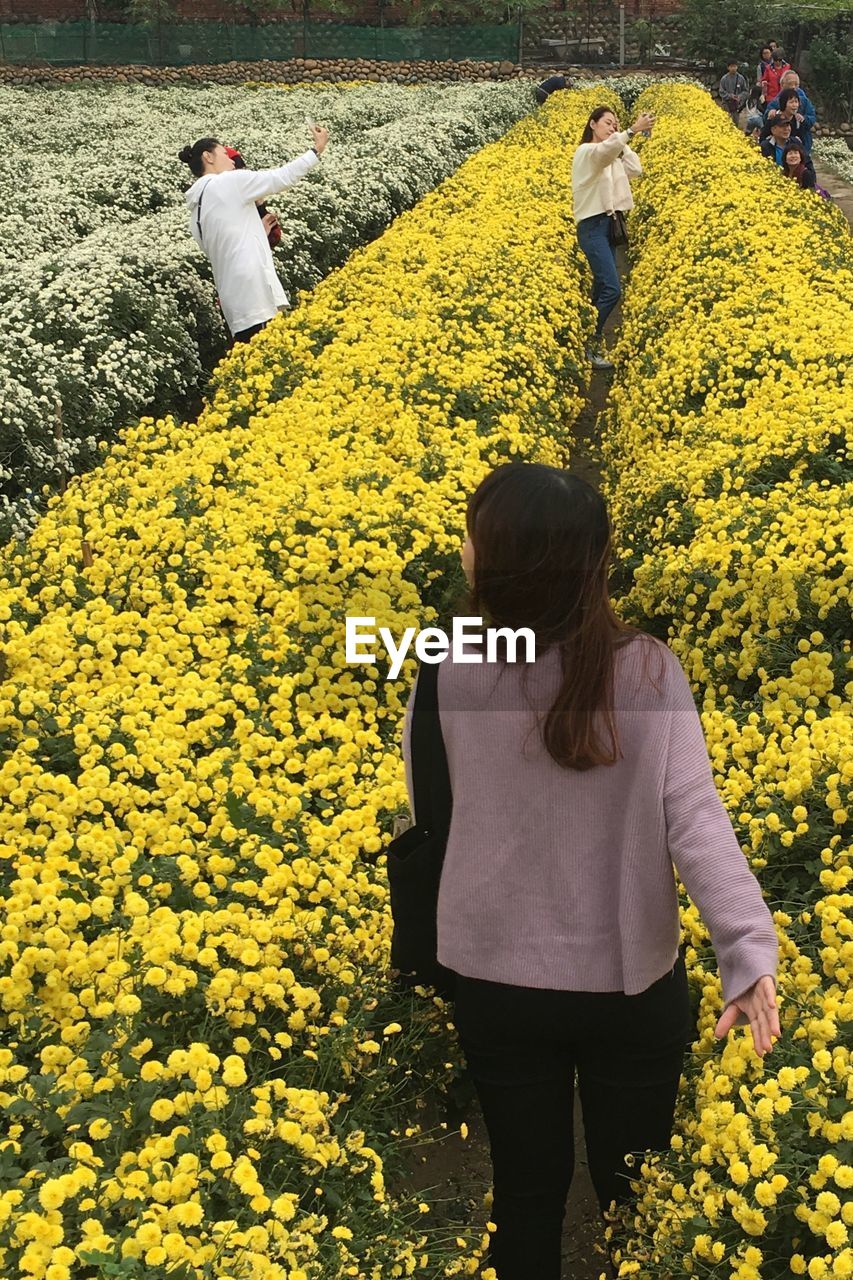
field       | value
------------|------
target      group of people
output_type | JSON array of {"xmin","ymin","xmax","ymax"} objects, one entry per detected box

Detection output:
[
  {"xmin": 719, "ymin": 43, "xmax": 819, "ymax": 190},
  {"xmin": 177, "ymin": 99, "xmax": 782, "ymax": 1280},
  {"xmin": 180, "ymin": 97, "xmax": 638, "ymax": 368},
  {"xmin": 406, "ymin": 100, "xmax": 780, "ymax": 1279},
  {"xmin": 179, "ymin": 59, "xmax": 821, "ymax": 369}
]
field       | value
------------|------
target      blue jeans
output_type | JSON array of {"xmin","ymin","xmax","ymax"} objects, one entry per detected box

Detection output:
[{"xmin": 576, "ymin": 212, "xmax": 621, "ymax": 337}]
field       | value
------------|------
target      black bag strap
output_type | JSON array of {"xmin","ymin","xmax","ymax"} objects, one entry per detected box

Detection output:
[
  {"xmin": 196, "ymin": 178, "xmax": 213, "ymax": 243},
  {"xmin": 409, "ymin": 661, "xmax": 452, "ymax": 837}
]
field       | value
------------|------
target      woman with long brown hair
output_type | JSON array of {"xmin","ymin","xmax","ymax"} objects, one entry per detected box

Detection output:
[
  {"xmin": 780, "ymin": 138, "xmax": 817, "ymax": 189},
  {"xmin": 401, "ymin": 462, "xmax": 779, "ymax": 1280},
  {"xmin": 572, "ymin": 104, "xmax": 654, "ymax": 370}
]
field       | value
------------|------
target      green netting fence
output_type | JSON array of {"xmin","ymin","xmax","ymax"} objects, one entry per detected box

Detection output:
[{"xmin": 0, "ymin": 19, "xmax": 520, "ymax": 66}]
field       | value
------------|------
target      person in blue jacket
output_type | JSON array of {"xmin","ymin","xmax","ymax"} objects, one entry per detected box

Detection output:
[
  {"xmin": 536, "ymin": 74, "xmax": 573, "ymax": 105},
  {"xmin": 764, "ymin": 70, "xmax": 817, "ymax": 152}
]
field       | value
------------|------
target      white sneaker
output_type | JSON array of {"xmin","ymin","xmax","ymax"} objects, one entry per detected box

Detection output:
[{"xmin": 587, "ymin": 345, "xmax": 614, "ymax": 370}]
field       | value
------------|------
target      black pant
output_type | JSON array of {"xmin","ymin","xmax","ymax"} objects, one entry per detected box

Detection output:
[
  {"xmin": 230, "ymin": 320, "xmax": 267, "ymax": 346},
  {"xmin": 453, "ymin": 955, "xmax": 691, "ymax": 1280}
]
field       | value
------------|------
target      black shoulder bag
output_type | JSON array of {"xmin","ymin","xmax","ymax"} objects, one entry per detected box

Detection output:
[
  {"xmin": 386, "ymin": 661, "xmax": 455, "ymax": 998},
  {"xmin": 609, "ymin": 209, "xmax": 629, "ymax": 247}
]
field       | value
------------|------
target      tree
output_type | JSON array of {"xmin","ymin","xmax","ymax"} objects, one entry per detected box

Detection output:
[
  {"xmin": 682, "ymin": 0, "xmax": 853, "ymax": 65},
  {"xmin": 631, "ymin": 16, "xmax": 653, "ymax": 61},
  {"xmin": 124, "ymin": 0, "xmax": 176, "ymax": 21},
  {"xmin": 807, "ymin": 20, "xmax": 853, "ymax": 120}
]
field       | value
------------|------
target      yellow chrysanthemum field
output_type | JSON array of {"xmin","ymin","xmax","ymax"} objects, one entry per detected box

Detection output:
[
  {"xmin": 601, "ymin": 85, "xmax": 852, "ymax": 1280},
  {"xmin": 0, "ymin": 88, "xmax": 614, "ymax": 1278},
  {"xmin": 0, "ymin": 77, "xmax": 850, "ymax": 1279}
]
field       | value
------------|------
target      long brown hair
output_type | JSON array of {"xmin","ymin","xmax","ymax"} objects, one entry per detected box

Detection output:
[
  {"xmin": 580, "ymin": 105, "xmax": 618, "ymax": 144},
  {"xmin": 465, "ymin": 463, "xmax": 637, "ymax": 771}
]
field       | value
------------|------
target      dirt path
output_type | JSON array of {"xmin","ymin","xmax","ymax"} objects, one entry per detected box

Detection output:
[
  {"xmin": 402, "ymin": 257, "xmax": 626, "ymax": 1280},
  {"xmin": 406, "ymin": 1090, "xmax": 610, "ymax": 1280}
]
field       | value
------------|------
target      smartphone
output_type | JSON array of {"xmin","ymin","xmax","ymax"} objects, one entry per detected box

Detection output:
[{"xmin": 306, "ymin": 117, "xmax": 316, "ymax": 129}]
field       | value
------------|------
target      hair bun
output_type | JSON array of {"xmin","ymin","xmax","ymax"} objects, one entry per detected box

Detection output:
[{"xmin": 178, "ymin": 146, "xmax": 193, "ymax": 165}]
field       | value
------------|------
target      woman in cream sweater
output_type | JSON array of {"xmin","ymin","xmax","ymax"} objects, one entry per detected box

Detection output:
[{"xmin": 572, "ymin": 105, "xmax": 655, "ymax": 369}]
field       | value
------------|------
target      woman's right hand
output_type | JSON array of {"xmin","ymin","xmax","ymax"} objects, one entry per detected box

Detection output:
[
  {"xmin": 632, "ymin": 112, "xmax": 656, "ymax": 135},
  {"xmin": 714, "ymin": 974, "xmax": 780, "ymax": 1057}
]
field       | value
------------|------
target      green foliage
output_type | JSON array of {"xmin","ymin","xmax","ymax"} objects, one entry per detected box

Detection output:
[
  {"xmin": 343, "ymin": 0, "xmax": 548, "ymax": 29},
  {"xmin": 681, "ymin": 0, "xmax": 845, "ymax": 65},
  {"xmin": 681, "ymin": 0, "xmax": 794, "ymax": 61},
  {"xmin": 807, "ymin": 24, "xmax": 853, "ymax": 121},
  {"xmin": 631, "ymin": 17, "xmax": 653, "ymax": 60},
  {"xmin": 123, "ymin": 0, "xmax": 176, "ymax": 24}
]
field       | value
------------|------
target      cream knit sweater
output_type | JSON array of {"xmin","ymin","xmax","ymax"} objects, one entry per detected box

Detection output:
[{"xmin": 571, "ymin": 129, "xmax": 643, "ymax": 223}]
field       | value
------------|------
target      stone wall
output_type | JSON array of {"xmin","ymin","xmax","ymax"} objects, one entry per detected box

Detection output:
[{"xmin": 0, "ymin": 54, "xmax": 520, "ymax": 81}]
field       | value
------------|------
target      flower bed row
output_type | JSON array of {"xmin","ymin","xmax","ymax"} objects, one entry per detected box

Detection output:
[
  {"xmin": 598, "ymin": 83, "xmax": 852, "ymax": 1279},
  {"xmin": 814, "ymin": 137, "xmax": 853, "ymax": 185},
  {"xmin": 0, "ymin": 87, "xmax": 612, "ymax": 1280},
  {"xmin": 0, "ymin": 81, "xmax": 531, "ymax": 257},
  {"xmin": 0, "ymin": 79, "xmax": 533, "ymax": 542}
]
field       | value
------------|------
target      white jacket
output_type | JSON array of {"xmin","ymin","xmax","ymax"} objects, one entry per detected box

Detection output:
[
  {"xmin": 571, "ymin": 130, "xmax": 642, "ymax": 223},
  {"xmin": 186, "ymin": 150, "xmax": 319, "ymax": 335}
]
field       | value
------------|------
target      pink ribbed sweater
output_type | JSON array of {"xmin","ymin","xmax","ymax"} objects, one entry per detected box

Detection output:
[{"xmin": 402, "ymin": 634, "xmax": 778, "ymax": 1004}]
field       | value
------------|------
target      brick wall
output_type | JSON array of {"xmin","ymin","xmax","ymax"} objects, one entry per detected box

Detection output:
[{"xmin": 4, "ymin": 0, "xmax": 84, "ymax": 17}]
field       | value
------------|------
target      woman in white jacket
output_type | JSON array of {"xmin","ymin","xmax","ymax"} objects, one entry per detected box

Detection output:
[
  {"xmin": 179, "ymin": 124, "xmax": 329, "ymax": 346},
  {"xmin": 571, "ymin": 106, "xmax": 654, "ymax": 370}
]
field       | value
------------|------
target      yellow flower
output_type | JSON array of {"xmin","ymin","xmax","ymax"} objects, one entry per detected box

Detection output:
[
  {"xmin": 221, "ymin": 1055, "xmax": 247, "ymax": 1087},
  {"xmin": 38, "ymin": 1181, "xmax": 67, "ymax": 1211}
]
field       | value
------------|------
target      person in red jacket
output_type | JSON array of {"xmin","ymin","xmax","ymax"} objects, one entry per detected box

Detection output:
[
  {"xmin": 761, "ymin": 49, "xmax": 791, "ymax": 103},
  {"xmin": 224, "ymin": 145, "xmax": 282, "ymax": 250}
]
